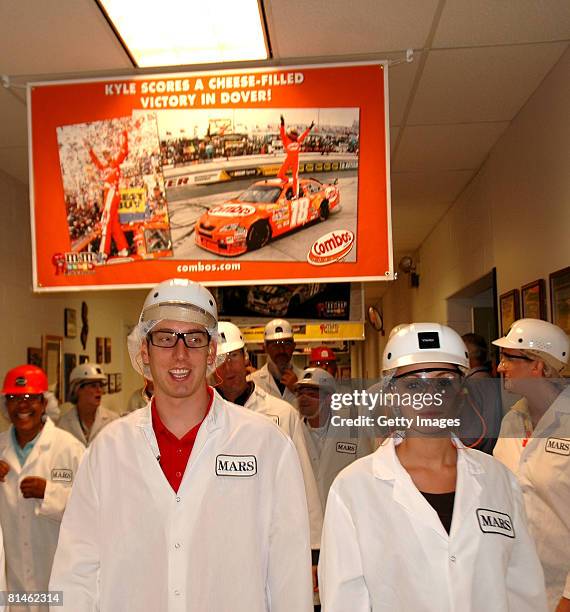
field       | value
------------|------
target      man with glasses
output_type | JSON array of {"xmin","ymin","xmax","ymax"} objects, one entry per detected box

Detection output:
[
  {"xmin": 58, "ymin": 363, "xmax": 117, "ymax": 445},
  {"xmin": 250, "ymin": 318, "xmax": 303, "ymax": 406},
  {"xmin": 215, "ymin": 321, "xmax": 323, "ymax": 599},
  {"xmin": 493, "ymin": 319, "xmax": 570, "ymax": 611},
  {"xmin": 50, "ymin": 279, "xmax": 313, "ymax": 612},
  {"xmin": 0, "ymin": 365, "xmax": 84, "ymax": 611}
]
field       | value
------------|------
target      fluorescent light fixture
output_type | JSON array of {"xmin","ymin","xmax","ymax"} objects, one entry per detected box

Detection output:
[{"xmin": 99, "ymin": 0, "xmax": 269, "ymax": 67}]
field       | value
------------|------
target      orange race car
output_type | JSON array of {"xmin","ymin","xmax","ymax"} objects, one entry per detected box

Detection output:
[{"xmin": 194, "ymin": 178, "xmax": 340, "ymax": 256}]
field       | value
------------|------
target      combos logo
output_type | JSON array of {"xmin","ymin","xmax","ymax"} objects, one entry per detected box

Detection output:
[
  {"xmin": 307, "ymin": 230, "xmax": 354, "ymax": 266},
  {"xmin": 209, "ymin": 204, "xmax": 256, "ymax": 217},
  {"xmin": 52, "ymin": 252, "xmax": 97, "ymax": 276}
]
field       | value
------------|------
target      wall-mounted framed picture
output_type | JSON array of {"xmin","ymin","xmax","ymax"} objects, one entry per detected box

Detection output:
[
  {"xmin": 104, "ymin": 338, "xmax": 112, "ymax": 364},
  {"xmin": 521, "ymin": 279, "xmax": 546, "ymax": 320},
  {"xmin": 64, "ymin": 353, "xmax": 77, "ymax": 401},
  {"xmin": 499, "ymin": 289, "xmax": 520, "ymax": 335},
  {"xmin": 107, "ymin": 373, "xmax": 116, "ymax": 394},
  {"xmin": 96, "ymin": 337, "xmax": 104, "ymax": 364},
  {"xmin": 42, "ymin": 335, "xmax": 63, "ymax": 402},
  {"xmin": 115, "ymin": 373, "xmax": 122, "ymax": 393},
  {"xmin": 27, "ymin": 347, "xmax": 42, "ymax": 368},
  {"xmin": 64, "ymin": 308, "xmax": 77, "ymax": 338},
  {"xmin": 549, "ymin": 266, "xmax": 570, "ymax": 335},
  {"xmin": 79, "ymin": 354, "xmax": 89, "ymax": 364}
]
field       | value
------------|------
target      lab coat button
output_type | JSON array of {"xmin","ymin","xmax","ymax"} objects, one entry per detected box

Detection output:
[
  {"xmin": 176, "ymin": 496, "xmax": 181, "ymax": 502},
  {"xmin": 174, "ymin": 590, "xmax": 181, "ymax": 596},
  {"xmin": 175, "ymin": 542, "xmax": 181, "ymax": 549},
  {"xmin": 450, "ymin": 555, "xmax": 456, "ymax": 563}
]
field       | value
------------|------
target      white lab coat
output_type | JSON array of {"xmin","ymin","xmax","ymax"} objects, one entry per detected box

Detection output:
[
  {"xmin": 319, "ymin": 436, "xmax": 547, "ymax": 612},
  {"xmin": 0, "ymin": 523, "xmax": 6, "ymax": 612},
  {"xmin": 494, "ymin": 387, "xmax": 570, "ymax": 610},
  {"xmin": 57, "ymin": 404, "xmax": 118, "ymax": 446},
  {"xmin": 0, "ymin": 419, "xmax": 84, "ymax": 612},
  {"xmin": 301, "ymin": 407, "xmax": 376, "ymax": 510},
  {"xmin": 49, "ymin": 390, "xmax": 313, "ymax": 612},
  {"xmin": 249, "ymin": 362, "xmax": 303, "ymax": 406},
  {"xmin": 245, "ymin": 385, "xmax": 323, "ymax": 549}
]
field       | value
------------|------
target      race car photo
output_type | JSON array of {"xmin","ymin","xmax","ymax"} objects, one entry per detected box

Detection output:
[{"xmin": 194, "ymin": 177, "xmax": 340, "ymax": 256}]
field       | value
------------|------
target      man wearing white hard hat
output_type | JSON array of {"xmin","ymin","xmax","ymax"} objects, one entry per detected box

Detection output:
[
  {"xmin": 215, "ymin": 321, "xmax": 323, "ymax": 597},
  {"xmin": 295, "ymin": 367, "xmax": 375, "ymax": 609},
  {"xmin": 319, "ymin": 323, "xmax": 546, "ymax": 612},
  {"xmin": 57, "ymin": 363, "xmax": 118, "ymax": 445},
  {"xmin": 250, "ymin": 318, "xmax": 303, "ymax": 406},
  {"xmin": 50, "ymin": 279, "xmax": 313, "ymax": 612},
  {"xmin": 493, "ymin": 318, "xmax": 570, "ymax": 611}
]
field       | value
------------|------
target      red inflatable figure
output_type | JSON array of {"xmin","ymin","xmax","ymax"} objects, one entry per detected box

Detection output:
[
  {"xmin": 86, "ymin": 130, "xmax": 129, "ymax": 258},
  {"xmin": 277, "ymin": 114, "xmax": 314, "ymax": 197}
]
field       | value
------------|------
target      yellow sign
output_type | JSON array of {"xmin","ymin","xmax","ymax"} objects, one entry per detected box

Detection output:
[
  {"xmin": 241, "ymin": 321, "xmax": 364, "ymax": 343},
  {"xmin": 119, "ymin": 187, "xmax": 146, "ymax": 214}
]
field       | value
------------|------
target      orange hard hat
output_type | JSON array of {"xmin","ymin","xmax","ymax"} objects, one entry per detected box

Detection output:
[
  {"xmin": 310, "ymin": 346, "xmax": 336, "ymax": 362},
  {"xmin": 2, "ymin": 365, "xmax": 48, "ymax": 395}
]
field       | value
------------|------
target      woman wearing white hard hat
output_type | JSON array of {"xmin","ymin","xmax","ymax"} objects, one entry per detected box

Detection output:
[
  {"xmin": 319, "ymin": 323, "xmax": 546, "ymax": 612},
  {"xmin": 57, "ymin": 363, "xmax": 118, "ymax": 445},
  {"xmin": 493, "ymin": 318, "xmax": 570, "ymax": 611}
]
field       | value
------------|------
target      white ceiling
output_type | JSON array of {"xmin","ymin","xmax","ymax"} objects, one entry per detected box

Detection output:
[{"xmin": 1, "ymin": 0, "xmax": 569, "ymax": 254}]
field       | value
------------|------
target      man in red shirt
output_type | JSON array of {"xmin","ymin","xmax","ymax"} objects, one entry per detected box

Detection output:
[
  {"xmin": 277, "ymin": 114, "xmax": 314, "ymax": 197},
  {"xmin": 50, "ymin": 278, "xmax": 313, "ymax": 612},
  {"xmin": 85, "ymin": 129, "xmax": 129, "ymax": 258}
]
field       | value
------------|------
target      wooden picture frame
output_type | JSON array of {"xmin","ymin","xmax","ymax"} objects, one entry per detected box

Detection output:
[
  {"xmin": 550, "ymin": 266, "xmax": 570, "ymax": 335},
  {"xmin": 64, "ymin": 353, "xmax": 77, "ymax": 402},
  {"xmin": 107, "ymin": 373, "xmax": 116, "ymax": 394},
  {"xmin": 27, "ymin": 347, "xmax": 42, "ymax": 368},
  {"xmin": 104, "ymin": 337, "xmax": 112, "ymax": 364},
  {"xmin": 521, "ymin": 279, "xmax": 546, "ymax": 320},
  {"xmin": 96, "ymin": 337, "xmax": 104, "ymax": 364},
  {"xmin": 64, "ymin": 308, "xmax": 77, "ymax": 338},
  {"xmin": 42, "ymin": 335, "xmax": 63, "ymax": 402},
  {"xmin": 115, "ymin": 372, "xmax": 122, "ymax": 393},
  {"xmin": 499, "ymin": 289, "xmax": 520, "ymax": 335}
]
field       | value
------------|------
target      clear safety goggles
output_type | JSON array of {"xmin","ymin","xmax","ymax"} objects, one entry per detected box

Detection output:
[
  {"xmin": 391, "ymin": 368, "xmax": 462, "ymax": 392},
  {"xmin": 5, "ymin": 393, "xmax": 44, "ymax": 404}
]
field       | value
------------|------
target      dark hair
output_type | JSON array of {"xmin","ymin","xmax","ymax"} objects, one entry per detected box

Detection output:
[{"xmin": 462, "ymin": 333, "xmax": 488, "ymax": 364}]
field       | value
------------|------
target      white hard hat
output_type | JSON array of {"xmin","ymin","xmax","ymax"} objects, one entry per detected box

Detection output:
[
  {"xmin": 493, "ymin": 318, "xmax": 569, "ymax": 373},
  {"xmin": 217, "ymin": 321, "xmax": 245, "ymax": 355},
  {"xmin": 70, "ymin": 363, "xmax": 106, "ymax": 385},
  {"xmin": 69, "ymin": 363, "xmax": 106, "ymax": 404},
  {"xmin": 140, "ymin": 278, "xmax": 217, "ymax": 330},
  {"xmin": 296, "ymin": 367, "xmax": 336, "ymax": 394},
  {"xmin": 382, "ymin": 323, "xmax": 469, "ymax": 373},
  {"xmin": 264, "ymin": 318, "xmax": 293, "ymax": 341}
]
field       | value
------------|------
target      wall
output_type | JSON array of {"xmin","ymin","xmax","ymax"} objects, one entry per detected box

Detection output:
[
  {"xmin": 0, "ymin": 169, "xmax": 147, "ymax": 426},
  {"xmin": 381, "ymin": 46, "xmax": 570, "ymax": 336}
]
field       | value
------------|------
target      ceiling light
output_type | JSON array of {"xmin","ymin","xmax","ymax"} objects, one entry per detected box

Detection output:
[{"xmin": 98, "ymin": 0, "xmax": 269, "ymax": 68}]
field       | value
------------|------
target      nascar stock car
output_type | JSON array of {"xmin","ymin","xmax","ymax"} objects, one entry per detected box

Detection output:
[{"xmin": 194, "ymin": 177, "xmax": 340, "ymax": 256}]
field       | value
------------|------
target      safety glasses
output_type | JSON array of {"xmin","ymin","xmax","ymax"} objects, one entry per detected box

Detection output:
[
  {"xmin": 499, "ymin": 352, "xmax": 533, "ymax": 365},
  {"xmin": 5, "ymin": 393, "xmax": 44, "ymax": 404},
  {"xmin": 148, "ymin": 330, "xmax": 210, "ymax": 349}
]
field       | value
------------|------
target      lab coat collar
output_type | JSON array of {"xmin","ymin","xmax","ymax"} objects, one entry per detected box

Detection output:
[
  {"xmin": 372, "ymin": 434, "xmax": 484, "ymax": 540},
  {"xmin": 2, "ymin": 418, "xmax": 57, "ymax": 472}
]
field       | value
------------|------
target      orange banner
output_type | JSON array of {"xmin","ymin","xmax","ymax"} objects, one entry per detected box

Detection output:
[{"xmin": 28, "ymin": 62, "xmax": 393, "ymax": 290}]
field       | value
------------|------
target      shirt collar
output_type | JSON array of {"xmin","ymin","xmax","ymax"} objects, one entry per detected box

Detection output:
[{"xmin": 10, "ymin": 427, "xmax": 42, "ymax": 466}]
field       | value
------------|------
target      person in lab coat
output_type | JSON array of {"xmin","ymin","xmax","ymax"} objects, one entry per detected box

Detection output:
[
  {"xmin": 319, "ymin": 323, "xmax": 547, "ymax": 612},
  {"xmin": 49, "ymin": 279, "xmax": 313, "ymax": 612},
  {"xmin": 214, "ymin": 321, "xmax": 323, "ymax": 598},
  {"xmin": 57, "ymin": 363, "xmax": 117, "ymax": 445},
  {"xmin": 249, "ymin": 318, "xmax": 303, "ymax": 405},
  {"xmin": 0, "ymin": 365, "xmax": 84, "ymax": 612},
  {"xmin": 295, "ymin": 367, "xmax": 376, "ymax": 509},
  {"xmin": 492, "ymin": 319, "xmax": 570, "ymax": 612}
]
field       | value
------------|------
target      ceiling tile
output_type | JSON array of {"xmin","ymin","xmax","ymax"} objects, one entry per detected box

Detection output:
[
  {"xmin": 1, "ymin": 0, "xmax": 132, "ymax": 75},
  {"xmin": 265, "ymin": 0, "xmax": 439, "ymax": 57},
  {"xmin": 389, "ymin": 126, "xmax": 400, "ymax": 156},
  {"xmin": 408, "ymin": 43, "xmax": 568, "ymax": 124},
  {"xmin": 393, "ymin": 122, "xmax": 509, "ymax": 171},
  {"xmin": 434, "ymin": 0, "xmax": 570, "ymax": 48},
  {"xmin": 392, "ymin": 201, "xmax": 449, "ymax": 251},
  {"xmin": 391, "ymin": 170, "xmax": 474, "ymax": 202}
]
